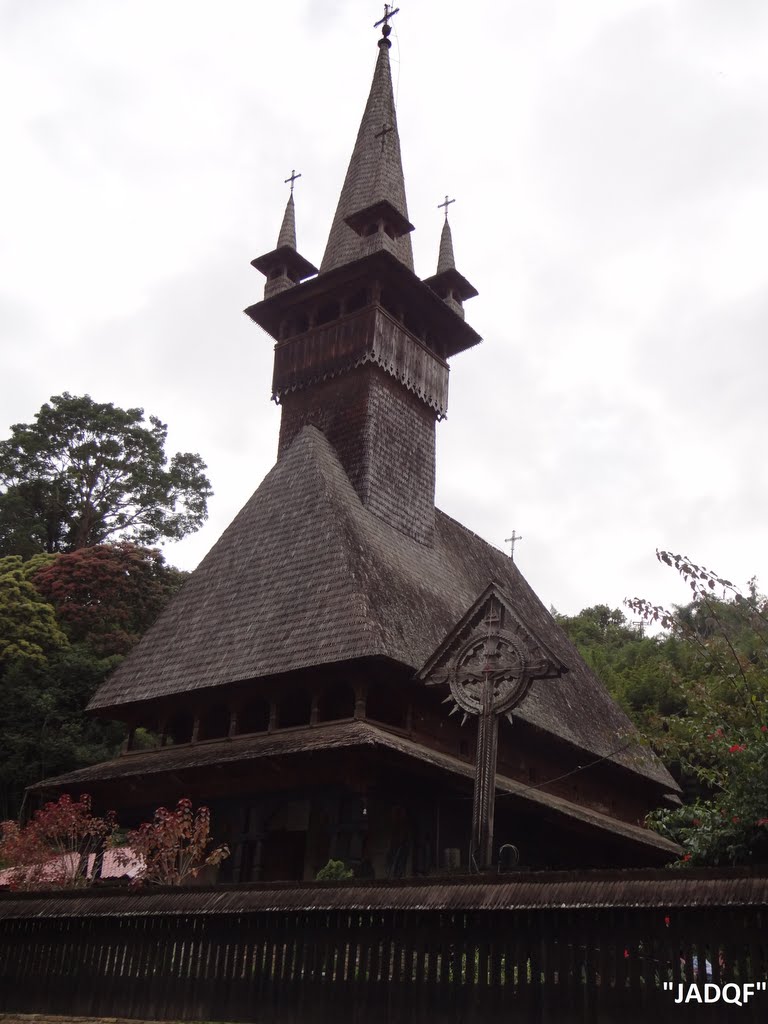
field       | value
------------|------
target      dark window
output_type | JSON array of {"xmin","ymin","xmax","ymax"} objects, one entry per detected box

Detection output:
[
  {"xmin": 318, "ymin": 682, "xmax": 355, "ymax": 722},
  {"xmin": 238, "ymin": 699, "xmax": 270, "ymax": 734},
  {"xmin": 316, "ymin": 300, "xmax": 340, "ymax": 326},
  {"xmin": 346, "ymin": 288, "xmax": 368, "ymax": 313},
  {"xmin": 379, "ymin": 290, "xmax": 400, "ymax": 320},
  {"xmin": 198, "ymin": 705, "xmax": 230, "ymax": 741},
  {"xmin": 367, "ymin": 685, "xmax": 406, "ymax": 729},
  {"xmin": 165, "ymin": 713, "xmax": 194, "ymax": 746},
  {"xmin": 278, "ymin": 690, "xmax": 311, "ymax": 729},
  {"xmin": 403, "ymin": 310, "xmax": 422, "ymax": 338}
]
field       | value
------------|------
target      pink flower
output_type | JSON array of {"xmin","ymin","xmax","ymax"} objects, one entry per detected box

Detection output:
[
  {"xmin": 728, "ymin": 744, "xmax": 746, "ymax": 753},
  {"xmin": 682, "ymin": 853, "xmax": 692, "ymax": 862},
  {"xmin": 762, "ymin": 726, "xmax": 767, "ymax": 733},
  {"xmin": 732, "ymin": 816, "xmax": 741, "ymax": 824}
]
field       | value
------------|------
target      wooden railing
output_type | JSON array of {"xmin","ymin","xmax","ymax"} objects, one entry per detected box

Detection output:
[{"xmin": 1, "ymin": 869, "xmax": 766, "ymax": 1022}]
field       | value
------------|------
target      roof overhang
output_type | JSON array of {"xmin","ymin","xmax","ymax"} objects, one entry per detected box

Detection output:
[
  {"xmin": 250, "ymin": 245, "xmax": 318, "ymax": 282},
  {"xmin": 245, "ymin": 249, "xmax": 482, "ymax": 357},
  {"xmin": 32, "ymin": 720, "xmax": 679, "ymax": 858}
]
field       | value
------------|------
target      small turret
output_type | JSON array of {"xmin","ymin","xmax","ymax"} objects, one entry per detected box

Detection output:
[
  {"xmin": 251, "ymin": 176, "xmax": 317, "ymax": 299},
  {"xmin": 423, "ymin": 200, "xmax": 478, "ymax": 320}
]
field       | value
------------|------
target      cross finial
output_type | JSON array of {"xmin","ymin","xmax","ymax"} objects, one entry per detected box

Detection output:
[
  {"xmin": 374, "ymin": 4, "xmax": 400, "ymax": 32},
  {"xmin": 438, "ymin": 195, "xmax": 455, "ymax": 220},
  {"xmin": 374, "ymin": 121, "xmax": 393, "ymax": 152},
  {"xmin": 505, "ymin": 530, "xmax": 523, "ymax": 561},
  {"xmin": 284, "ymin": 169, "xmax": 302, "ymax": 195}
]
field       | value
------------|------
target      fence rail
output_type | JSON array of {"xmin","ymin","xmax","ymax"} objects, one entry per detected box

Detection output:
[{"xmin": 1, "ymin": 870, "xmax": 767, "ymax": 1022}]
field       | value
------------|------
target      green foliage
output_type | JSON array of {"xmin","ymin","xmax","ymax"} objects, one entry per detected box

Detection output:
[
  {"xmin": 555, "ymin": 604, "xmax": 686, "ymax": 730},
  {"xmin": 0, "ymin": 544, "xmax": 187, "ymax": 820},
  {"xmin": 316, "ymin": 858, "xmax": 354, "ymax": 881},
  {"xmin": 0, "ymin": 555, "xmax": 66, "ymax": 667},
  {"xmin": 0, "ymin": 392, "xmax": 212, "ymax": 554},
  {"xmin": 627, "ymin": 552, "xmax": 768, "ymax": 865}
]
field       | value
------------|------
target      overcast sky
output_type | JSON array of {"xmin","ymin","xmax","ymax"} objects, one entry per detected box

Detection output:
[{"xmin": 2, "ymin": 0, "xmax": 766, "ymax": 617}]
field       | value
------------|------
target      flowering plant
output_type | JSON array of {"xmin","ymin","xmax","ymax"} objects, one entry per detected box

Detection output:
[
  {"xmin": 0, "ymin": 793, "xmax": 117, "ymax": 890},
  {"xmin": 117, "ymin": 798, "xmax": 228, "ymax": 886}
]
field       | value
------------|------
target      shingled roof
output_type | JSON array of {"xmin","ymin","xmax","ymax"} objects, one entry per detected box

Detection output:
[
  {"xmin": 32, "ymin": 720, "xmax": 679, "ymax": 858},
  {"xmin": 319, "ymin": 31, "xmax": 413, "ymax": 273},
  {"xmin": 89, "ymin": 426, "xmax": 676, "ymax": 793}
]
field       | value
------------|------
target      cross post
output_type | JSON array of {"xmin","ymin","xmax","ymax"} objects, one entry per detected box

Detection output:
[
  {"xmin": 284, "ymin": 169, "xmax": 302, "ymax": 194},
  {"xmin": 505, "ymin": 530, "xmax": 523, "ymax": 561},
  {"xmin": 374, "ymin": 121, "xmax": 393, "ymax": 152},
  {"xmin": 438, "ymin": 195, "xmax": 456, "ymax": 219},
  {"xmin": 374, "ymin": 4, "xmax": 400, "ymax": 30}
]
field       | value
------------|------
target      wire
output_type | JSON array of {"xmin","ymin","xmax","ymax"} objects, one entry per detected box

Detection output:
[
  {"xmin": 392, "ymin": 23, "xmax": 401, "ymax": 110},
  {"xmin": 500, "ymin": 738, "xmax": 638, "ymax": 795}
]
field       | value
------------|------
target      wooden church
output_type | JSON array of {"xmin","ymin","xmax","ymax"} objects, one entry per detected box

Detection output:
[{"xmin": 36, "ymin": 18, "xmax": 681, "ymax": 881}]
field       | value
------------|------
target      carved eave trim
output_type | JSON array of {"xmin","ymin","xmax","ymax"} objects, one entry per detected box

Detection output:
[
  {"xmin": 271, "ymin": 305, "xmax": 450, "ymax": 418},
  {"xmin": 417, "ymin": 581, "xmax": 569, "ymax": 687}
]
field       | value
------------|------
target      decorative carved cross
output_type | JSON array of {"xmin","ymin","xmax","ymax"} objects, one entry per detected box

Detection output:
[
  {"xmin": 284, "ymin": 169, "xmax": 302, "ymax": 194},
  {"xmin": 374, "ymin": 121, "xmax": 393, "ymax": 152},
  {"xmin": 374, "ymin": 4, "xmax": 400, "ymax": 30},
  {"xmin": 446, "ymin": 601, "xmax": 530, "ymax": 869},
  {"xmin": 505, "ymin": 530, "xmax": 523, "ymax": 561},
  {"xmin": 438, "ymin": 195, "xmax": 455, "ymax": 219},
  {"xmin": 419, "ymin": 584, "xmax": 566, "ymax": 873}
]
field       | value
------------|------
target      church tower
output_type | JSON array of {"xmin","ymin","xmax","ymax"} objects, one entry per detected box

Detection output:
[{"xmin": 246, "ymin": 19, "xmax": 479, "ymax": 545}]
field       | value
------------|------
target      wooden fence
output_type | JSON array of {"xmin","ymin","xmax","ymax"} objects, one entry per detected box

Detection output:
[{"xmin": 1, "ymin": 869, "xmax": 767, "ymax": 1023}]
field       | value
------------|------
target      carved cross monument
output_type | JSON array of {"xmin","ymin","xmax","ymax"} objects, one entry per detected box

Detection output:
[{"xmin": 418, "ymin": 584, "xmax": 567, "ymax": 870}]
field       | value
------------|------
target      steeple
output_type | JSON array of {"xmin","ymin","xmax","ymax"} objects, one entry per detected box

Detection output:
[
  {"xmin": 276, "ymin": 192, "xmax": 296, "ymax": 249},
  {"xmin": 320, "ymin": 22, "xmax": 414, "ymax": 273},
  {"xmin": 424, "ymin": 204, "xmax": 478, "ymax": 320},
  {"xmin": 251, "ymin": 181, "xmax": 317, "ymax": 300},
  {"xmin": 245, "ymin": 17, "xmax": 482, "ymax": 547},
  {"xmin": 437, "ymin": 217, "xmax": 456, "ymax": 274}
]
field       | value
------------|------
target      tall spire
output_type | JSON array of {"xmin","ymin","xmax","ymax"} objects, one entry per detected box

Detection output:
[
  {"xmin": 437, "ymin": 217, "xmax": 456, "ymax": 274},
  {"xmin": 320, "ymin": 23, "xmax": 414, "ymax": 273},
  {"xmin": 277, "ymin": 193, "xmax": 297, "ymax": 250}
]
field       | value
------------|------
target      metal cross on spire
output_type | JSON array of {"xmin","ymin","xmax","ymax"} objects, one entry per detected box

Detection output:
[
  {"xmin": 505, "ymin": 530, "xmax": 523, "ymax": 561},
  {"xmin": 374, "ymin": 4, "xmax": 400, "ymax": 30},
  {"xmin": 284, "ymin": 169, "xmax": 302, "ymax": 194},
  {"xmin": 438, "ymin": 195, "xmax": 455, "ymax": 219},
  {"xmin": 374, "ymin": 121, "xmax": 393, "ymax": 152}
]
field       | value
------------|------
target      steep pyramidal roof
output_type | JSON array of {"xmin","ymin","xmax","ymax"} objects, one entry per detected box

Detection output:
[
  {"xmin": 89, "ymin": 426, "xmax": 676, "ymax": 795},
  {"xmin": 276, "ymin": 192, "xmax": 297, "ymax": 249},
  {"xmin": 320, "ymin": 32, "xmax": 413, "ymax": 273},
  {"xmin": 437, "ymin": 217, "xmax": 456, "ymax": 274}
]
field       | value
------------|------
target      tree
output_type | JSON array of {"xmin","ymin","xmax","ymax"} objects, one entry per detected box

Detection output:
[
  {"xmin": 32, "ymin": 542, "xmax": 188, "ymax": 656},
  {"xmin": 0, "ymin": 554, "xmax": 66, "ymax": 668},
  {"xmin": 627, "ymin": 552, "xmax": 768, "ymax": 865},
  {"xmin": 119, "ymin": 799, "xmax": 229, "ymax": 886},
  {"xmin": 555, "ymin": 604, "xmax": 686, "ymax": 729},
  {"xmin": 0, "ymin": 545, "xmax": 186, "ymax": 820},
  {"xmin": 0, "ymin": 393, "xmax": 212, "ymax": 554}
]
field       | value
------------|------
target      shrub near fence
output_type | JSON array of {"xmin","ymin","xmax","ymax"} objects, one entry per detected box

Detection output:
[{"xmin": 0, "ymin": 869, "xmax": 767, "ymax": 1023}]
